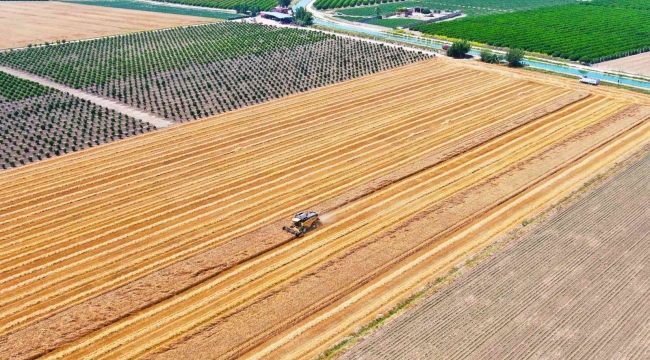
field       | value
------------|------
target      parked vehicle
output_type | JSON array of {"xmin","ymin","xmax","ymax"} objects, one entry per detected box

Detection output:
[{"xmin": 579, "ymin": 76, "xmax": 600, "ymax": 85}]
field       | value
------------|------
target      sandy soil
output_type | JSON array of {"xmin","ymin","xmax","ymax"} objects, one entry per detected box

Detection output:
[
  {"xmin": 0, "ymin": 1, "xmax": 219, "ymax": 50},
  {"xmin": 340, "ymin": 148, "xmax": 650, "ymax": 360},
  {"xmin": 0, "ymin": 58, "xmax": 649, "ymax": 360},
  {"xmin": 595, "ymin": 52, "xmax": 650, "ymax": 78}
]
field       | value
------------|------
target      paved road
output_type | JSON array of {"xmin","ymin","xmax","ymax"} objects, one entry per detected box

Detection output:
[{"xmin": 0, "ymin": 65, "xmax": 174, "ymax": 128}]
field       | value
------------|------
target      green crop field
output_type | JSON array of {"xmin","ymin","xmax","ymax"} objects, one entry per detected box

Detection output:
[
  {"xmin": 0, "ymin": 23, "xmax": 430, "ymax": 122},
  {"xmin": 414, "ymin": 2, "xmax": 650, "ymax": 63},
  {"xmin": 318, "ymin": 0, "xmax": 574, "ymax": 15},
  {"xmin": 589, "ymin": 0, "xmax": 650, "ymax": 10},
  {"xmin": 63, "ymin": 0, "xmax": 244, "ymax": 19},
  {"xmin": 365, "ymin": 17, "xmax": 422, "ymax": 27},
  {"xmin": 336, "ymin": 2, "xmax": 493, "ymax": 17},
  {"xmin": 151, "ymin": 0, "xmax": 275, "ymax": 11},
  {"xmin": 334, "ymin": 14, "xmax": 422, "ymax": 28}
]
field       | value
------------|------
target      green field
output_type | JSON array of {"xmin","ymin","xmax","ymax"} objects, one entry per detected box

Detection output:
[
  {"xmin": 414, "ymin": 2, "xmax": 650, "ymax": 63},
  {"xmin": 365, "ymin": 17, "xmax": 422, "ymax": 27},
  {"xmin": 151, "ymin": 0, "xmax": 275, "ymax": 11},
  {"xmin": 319, "ymin": 0, "xmax": 575, "ymax": 15},
  {"xmin": 64, "ymin": 0, "xmax": 245, "ymax": 19},
  {"xmin": 333, "ymin": 14, "xmax": 422, "ymax": 28},
  {"xmin": 336, "ymin": 2, "xmax": 492, "ymax": 17},
  {"xmin": 0, "ymin": 23, "xmax": 430, "ymax": 122},
  {"xmin": 589, "ymin": 0, "xmax": 650, "ymax": 10}
]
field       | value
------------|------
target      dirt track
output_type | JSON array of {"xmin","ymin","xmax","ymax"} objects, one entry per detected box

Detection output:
[
  {"xmin": 0, "ymin": 66, "xmax": 173, "ymax": 128},
  {"xmin": 0, "ymin": 58, "xmax": 649, "ymax": 359},
  {"xmin": 340, "ymin": 147, "xmax": 650, "ymax": 360},
  {"xmin": 0, "ymin": 1, "xmax": 218, "ymax": 49}
]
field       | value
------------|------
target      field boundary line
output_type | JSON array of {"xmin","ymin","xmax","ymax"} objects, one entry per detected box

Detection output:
[
  {"xmin": 317, "ymin": 142, "xmax": 650, "ymax": 360},
  {"xmin": 0, "ymin": 66, "xmax": 173, "ymax": 128}
]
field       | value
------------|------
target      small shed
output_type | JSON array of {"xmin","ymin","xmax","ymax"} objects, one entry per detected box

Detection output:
[{"xmin": 261, "ymin": 11, "xmax": 294, "ymax": 23}]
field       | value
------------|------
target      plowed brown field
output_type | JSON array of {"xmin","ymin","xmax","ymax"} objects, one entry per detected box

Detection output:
[{"xmin": 0, "ymin": 58, "xmax": 649, "ymax": 360}]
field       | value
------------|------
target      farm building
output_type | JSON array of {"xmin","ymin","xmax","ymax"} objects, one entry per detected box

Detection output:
[{"xmin": 261, "ymin": 11, "xmax": 294, "ymax": 23}]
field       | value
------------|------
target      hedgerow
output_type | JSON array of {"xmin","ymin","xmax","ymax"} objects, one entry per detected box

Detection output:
[
  {"xmin": 63, "ymin": 0, "xmax": 245, "ymax": 19},
  {"xmin": 413, "ymin": 3, "xmax": 650, "ymax": 63},
  {"xmin": 151, "ymin": 0, "xmax": 276, "ymax": 11},
  {"xmin": 0, "ymin": 72, "xmax": 154, "ymax": 169},
  {"xmin": 0, "ymin": 23, "xmax": 431, "ymax": 122}
]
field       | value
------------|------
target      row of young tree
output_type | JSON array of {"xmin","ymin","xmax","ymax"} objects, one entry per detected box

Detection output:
[{"xmin": 0, "ymin": 73, "xmax": 154, "ymax": 170}]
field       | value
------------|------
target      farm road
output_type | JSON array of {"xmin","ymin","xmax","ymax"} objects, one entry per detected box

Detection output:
[
  {"xmin": 341, "ymin": 147, "xmax": 650, "ymax": 360},
  {"xmin": 0, "ymin": 66, "xmax": 174, "ymax": 128}
]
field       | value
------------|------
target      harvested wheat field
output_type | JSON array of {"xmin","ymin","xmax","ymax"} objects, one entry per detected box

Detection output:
[
  {"xmin": 595, "ymin": 52, "xmax": 650, "ymax": 78},
  {"xmin": 0, "ymin": 58, "xmax": 650, "ymax": 360},
  {"xmin": 0, "ymin": 1, "xmax": 219, "ymax": 49},
  {"xmin": 340, "ymin": 147, "xmax": 650, "ymax": 360}
]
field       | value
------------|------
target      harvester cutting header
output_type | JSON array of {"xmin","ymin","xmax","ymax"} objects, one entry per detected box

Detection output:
[{"xmin": 283, "ymin": 211, "xmax": 320, "ymax": 237}]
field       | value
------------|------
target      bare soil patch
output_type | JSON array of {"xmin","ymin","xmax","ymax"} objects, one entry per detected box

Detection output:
[
  {"xmin": 0, "ymin": 1, "xmax": 218, "ymax": 49},
  {"xmin": 595, "ymin": 52, "xmax": 650, "ymax": 78}
]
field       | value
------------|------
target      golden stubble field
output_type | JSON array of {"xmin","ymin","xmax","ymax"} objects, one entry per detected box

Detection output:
[
  {"xmin": 0, "ymin": 58, "xmax": 649, "ymax": 360},
  {"xmin": 0, "ymin": 1, "xmax": 219, "ymax": 49}
]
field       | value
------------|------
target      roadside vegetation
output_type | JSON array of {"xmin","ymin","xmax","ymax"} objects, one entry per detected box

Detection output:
[
  {"xmin": 480, "ymin": 49, "xmax": 500, "ymax": 64},
  {"xmin": 414, "ymin": 2, "xmax": 650, "ymax": 64},
  {"xmin": 446, "ymin": 40, "xmax": 470, "ymax": 58},
  {"xmin": 295, "ymin": 6, "xmax": 314, "ymax": 25}
]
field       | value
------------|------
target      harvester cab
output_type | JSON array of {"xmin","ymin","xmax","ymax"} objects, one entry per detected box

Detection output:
[{"xmin": 282, "ymin": 211, "xmax": 319, "ymax": 237}]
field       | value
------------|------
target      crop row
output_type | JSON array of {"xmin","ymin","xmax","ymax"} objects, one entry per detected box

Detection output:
[
  {"xmin": 589, "ymin": 0, "xmax": 650, "ymax": 10},
  {"xmin": 0, "ymin": 23, "xmax": 329, "ymax": 89},
  {"xmin": 0, "ymin": 61, "xmax": 572, "ymax": 358},
  {"xmin": 64, "ymin": 0, "xmax": 246, "ymax": 19},
  {"xmin": 414, "ymin": 4, "xmax": 650, "ymax": 63},
  {"xmin": 340, "ymin": 146, "xmax": 650, "ymax": 360},
  {"xmin": 0, "ymin": 23, "xmax": 430, "ymax": 122},
  {"xmin": 316, "ymin": 0, "xmax": 573, "ymax": 13},
  {"xmin": 0, "ymin": 72, "xmax": 155, "ymax": 169},
  {"xmin": 152, "ymin": 0, "xmax": 276, "ymax": 11}
]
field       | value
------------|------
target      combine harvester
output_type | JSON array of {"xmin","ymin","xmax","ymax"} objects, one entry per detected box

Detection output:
[{"xmin": 283, "ymin": 211, "xmax": 320, "ymax": 237}]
